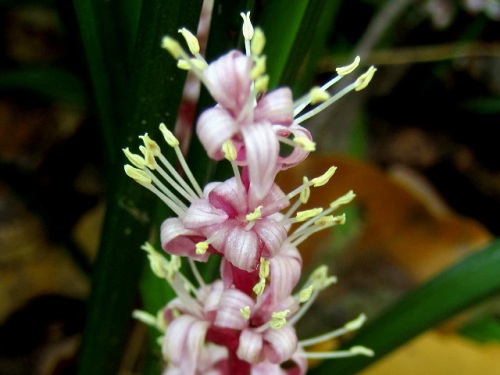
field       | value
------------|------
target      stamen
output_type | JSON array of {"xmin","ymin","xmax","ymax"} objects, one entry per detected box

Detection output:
[
  {"xmin": 140, "ymin": 133, "xmax": 161, "ymax": 155},
  {"xmin": 178, "ymin": 28, "xmax": 200, "ymax": 55},
  {"xmin": 254, "ymin": 74, "xmax": 269, "ymax": 94},
  {"xmin": 309, "ymin": 87, "xmax": 331, "ymax": 105},
  {"xmin": 222, "ymin": 139, "xmax": 237, "ymax": 161},
  {"xmin": 251, "ymin": 27, "xmax": 266, "ymax": 56},
  {"xmin": 159, "ymin": 123, "xmax": 179, "ymax": 147},
  {"xmin": 246, "ymin": 206, "xmax": 262, "ymax": 222},
  {"xmin": 188, "ymin": 257, "xmax": 205, "ymax": 288},
  {"xmin": 123, "ymin": 148, "xmax": 147, "ymax": 169},
  {"xmin": 293, "ymin": 136, "xmax": 316, "ymax": 151},
  {"xmin": 302, "ymin": 346, "xmax": 374, "ymax": 359},
  {"xmin": 240, "ymin": 12, "xmax": 254, "ymax": 41},
  {"xmin": 132, "ymin": 310, "xmax": 158, "ymax": 328},
  {"xmin": 330, "ymin": 190, "xmax": 356, "ymax": 210},
  {"xmin": 195, "ymin": 241, "xmax": 209, "ymax": 255},
  {"xmin": 250, "ymin": 55, "xmax": 266, "ymax": 79},
  {"xmin": 240, "ymin": 306, "xmax": 251, "ymax": 320},
  {"xmin": 259, "ymin": 257, "xmax": 270, "ymax": 279},
  {"xmin": 253, "ymin": 278, "xmax": 266, "ymax": 296},
  {"xmin": 296, "ymin": 208, "xmax": 323, "ymax": 222},
  {"xmin": 336, "ymin": 56, "xmax": 360, "ymax": 76},
  {"xmin": 299, "ymin": 285, "xmax": 314, "ymax": 303},
  {"xmin": 300, "ymin": 177, "xmax": 310, "ymax": 204},
  {"xmin": 299, "ymin": 314, "xmax": 367, "ymax": 347},
  {"xmin": 124, "ymin": 164, "xmax": 152, "ymax": 184},
  {"xmin": 310, "ymin": 166, "xmax": 336, "ymax": 187},
  {"xmin": 161, "ymin": 36, "xmax": 182, "ymax": 58},
  {"xmin": 141, "ymin": 242, "xmax": 169, "ymax": 279},
  {"xmin": 354, "ymin": 66, "xmax": 377, "ymax": 91},
  {"xmin": 269, "ymin": 309, "xmax": 290, "ymax": 329}
]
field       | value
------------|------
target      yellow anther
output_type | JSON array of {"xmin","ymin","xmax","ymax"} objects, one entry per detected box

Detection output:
[
  {"xmin": 177, "ymin": 59, "xmax": 191, "ymax": 70},
  {"xmin": 161, "ymin": 36, "xmax": 182, "ymax": 59},
  {"xmin": 253, "ymin": 278, "xmax": 266, "ymax": 295},
  {"xmin": 330, "ymin": 190, "xmax": 356, "ymax": 210},
  {"xmin": 336, "ymin": 56, "xmax": 360, "ymax": 76},
  {"xmin": 240, "ymin": 12, "xmax": 254, "ymax": 41},
  {"xmin": 140, "ymin": 147, "xmax": 156, "ymax": 170},
  {"xmin": 124, "ymin": 164, "xmax": 152, "ymax": 184},
  {"xmin": 141, "ymin": 242, "xmax": 168, "ymax": 278},
  {"xmin": 222, "ymin": 139, "xmax": 237, "ymax": 161},
  {"xmin": 300, "ymin": 177, "xmax": 311, "ymax": 204},
  {"xmin": 293, "ymin": 136, "xmax": 316, "ymax": 151},
  {"xmin": 159, "ymin": 123, "xmax": 180, "ymax": 147},
  {"xmin": 314, "ymin": 215, "xmax": 335, "ymax": 227},
  {"xmin": 259, "ymin": 257, "xmax": 270, "ymax": 279},
  {"xmin": 195, "ymin": 241, "xmax": 209, "ymax": 255},
  {"xmin": 310, "ymin": 166, "xmax": 337, "ymax": 187},
  {"xmin": 170, "ymin": 255, "xmax": 181, "ymax": 271},
  {"xmin": 355, "ymin": 66, "xmax": 377, "ymax": 91},
  {"xmin": 344, "ymin": 313, "xmax": 367, "ymax": 331},
  {"xmin": 139, "ymin": 133, "xmax": 161, "ymax": 155},
  {"xmin": 309, "ymin": 87, "xmax": 331, "ymax": 105},
  {"xmin": 254, "ymin": 74, "xmax": 269, "ymax": 93},
  {"xmin": 123, "ymin": 148, "xmax": 147, "ymax": 169},
  {"xmin": 251, "ymin": 27, "xmax": 266, "ymax": 56},
  {"xmin": 250, "ymin": 55, "xmax": 266, "ymax": 79},
  {"xmin": 178, "ymin": 58, "xmax": 208, "ymax": 71},
  {"xmin": 270, "ymin": 309, "xmax": 290, "ymax": 329},
  {"xmin": 240, "ymin": 306, "xmax": 251, "ymax": 320},
  {"xmin": 246, "ymin": 206, "xmax": 262, "ymax": 222},
  {"xmin": 309, "ymin": 265, "xmax": 337, "ymax": 289},
  {"xmin": 299, "ymin": 285, "xmax": 314, "ymax": 303},
  {"xmin": 350, "ymin": 346, "xmax": 374, "ymax": 357},
  {"xmin": 296, "ymin": 208, "xmax": 323, "ymax": 222},
  {"xmin": 178, "ymin": 28, "xmax": 200, "ymax": 55}
]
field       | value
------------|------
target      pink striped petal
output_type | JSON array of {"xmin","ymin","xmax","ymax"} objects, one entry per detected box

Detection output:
[
  {"xmin": 208, "ymin": 177, "xmax": 248, "ymax": 217},
  {"xmin": 222, "ymin": 225, "xmax": 260, "ymax": 271},
  {"xmin": 274, "ymin": 123, "xmax": 313, "ymax": 170},
  {"xmin": 255, "ymin": 88, "xmax": 294, "ymax": 125},
  {"xmin": 160, "ymin": 218, "xmax": 209, "ymax": 261},
  {"xmin": 197, "ymin": 106, "xmax": 240, "ymax": 159},
  {"xmin": 203, "ymin": 50, "xmax": 252, "ymax": 115},
  {"xmin": 263, "ymin": 325, "xmax": 298, "ymax": 364},
  {"xmin": 242, "ymin": 122, "xmax": 279, "ymax": 200},
  {"xmin": 237, "ymin": 329, "xmax": 264, "ymax": 364},
  {"xmin": 253, "ymin": 220, "xmax": 287, "ymax": 259},
  {"xmin": 184, "ymin": 198, "xmax": 228, "ymax": 228},
  {"xmin": 214, "ymin": 289, "xmax": 255, "ymax": 330},
  {"xmin": 163, "ymin": 315, "xmax": 210, "ymax": 375},
  {"xmin": 268, "ymin": 245, "xmax": 302, "ymax": 303}
]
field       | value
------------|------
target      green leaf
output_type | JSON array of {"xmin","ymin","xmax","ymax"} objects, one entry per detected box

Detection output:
[
  {"xmin": 460, "ymin": 315, "xmax": 500, "ymax": 344},
  {"xmin": 310, "ymin": 239, "xmax": 500, "ymax": 375}
]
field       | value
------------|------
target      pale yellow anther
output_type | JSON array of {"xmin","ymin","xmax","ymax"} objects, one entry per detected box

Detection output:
[
  {"xmin": 170, "ymin": 255, "xmax": 181, "ymax": 272},
  {"xmin": 123, "ymin": 148, "xmax": 147, "ymax": 169},
  {"xmin": 344, "ymin": 313, "xmax": 367, "ymax": 331},
  {"xmin": 161, "ymin": 36, "xmax": 182, "ymax": 59},
  {"xmin": 141, "ymin": 242, "xmax": 169, "ymax": 278},
  {"xmin": 310, "ymin": 166, "xmax": 337, "ymax": 187},
  {"xmin": 314, "ymin": 215, "xmax": 335, "ymax": 227},
  {"xmin": 330, "ymin": 190, "xmax": 356, "ymax": 210},
  {"xmin": 240, "ymin": 12, "xmax": 254, "ymax": 41},
  {"xmin": 177, "ymin": 59, "xmax": 191, "ymax": 70},
  {"xmin": 141, "ymin": 147, "xmax": 156, "ymax": 170},
  {"xmin": 124, "ymin": 164, "xmax": 152, "ymax": 184},
  {"xmin": 195, "ymin": 241, "xmax": 209, "ymax": 255},
  {"xmin": 336, "ymin": 56, "xmax": 360, "ymax": 76},
  {"xmin": 254, "ymin": 75, "xmax": 269, "ymax": 93},
  {"xmin": 259, "ymin": 257, "xmax": 270, "ymax": 279},
  {"xmin": 222, "ymin": 139, "xmax": 237, "ymax": 161},
  {"xmin": 299, "ymin": 285, "xmax": 314, "ymax": 303},
  {"xmin": 159, "ymin": 123, "xmax": 180, "ymax": 147},
  {"xmin": 310, "ymin": 265, "xmax": 337, "ymax": 289},
  {"xmin": 350, "ymin": 346, "xmax": 375, "ymax": 357},
  {"xmin": 178, "ymin": 28, "xmax": 200, "ymax": 55},
  {"xmin": 240, "ymin": 306, "xmax": 251, "ymax": 320},
  {"xmin": 309, "ymin": 86, "xmax": 331, "ymax": 105},
  {"xmin": 293, "ymin": 136, "xmax": 316, "ymax": 152},
  {"xmin": 253, "ymin": 278, "xmax": 266, "ymax": 295},
  {"xmin": 246, "ymin": 206, "xmax": 262, "ymax": 222},
  {"xmin": 296, "ymin": 207, "xmax": 323, "ymax": 222},
  {"xmin": 270, "ymin": 309, "xmax": 290, "ymax": 329},
  {"xmin": 251, "ymin": 27, "xmax": 266, "ymax": 56},
  {"xmin": 139, "ymin": 133, "xmax": 161, "ymax": 155},
  {"xmin": 156, "ymin": 309, "xmax": 167, "ymax": 331},
  {"xmin": 354, "ymin": 66, "xmax": 377, "ymax": 91},
  {"xmin": 300, "ymin": 177, "xmax": 311, "ymax": 204},
  {"xmin": 250, "ymin": 55, "xmax": 266, "ymax": 79}
]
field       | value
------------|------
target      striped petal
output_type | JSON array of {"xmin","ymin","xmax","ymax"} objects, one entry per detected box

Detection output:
[{"xmin": 197, "ymin": 106, "xmax": 240, "ymax": 159}]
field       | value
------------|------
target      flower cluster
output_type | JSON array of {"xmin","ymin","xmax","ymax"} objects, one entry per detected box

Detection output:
[{"xmin": 125, "ymin": 12, "xmax": 375, "ymax": 375}]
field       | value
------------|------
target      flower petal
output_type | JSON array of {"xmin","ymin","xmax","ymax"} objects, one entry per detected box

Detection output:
[
  {"xmin": 268, "ymin": 245, "xmax": 302, "ymax": 303},
  {"xmin": 203, "ymin": 50, "xmax": 252, "ymax": 115},
  {"xmin": 274, "ymin": 123, "xmax": 312, "ymax": 170},
  {"xmin": 197, "ymin": 106, "xmax": 240, "ymax": 159},
  {"xmin": 222, "ymin": 225, "xmax": 260, "ymax": 271},
  {"xmin": 214, "ymin": 288, "xmax": 255, "ymax": 330},
  {"xmin": 184, "ymin": 198, "xmax": 228, "ymax": 228},
  {"xmin": 237, "ymin": 329, "xmax": 264, "ymax": 364},
  {"xmin": 160, "ymin": 218, "xmax": 209, "ymax": 261},
  {"xmin": 255, "ymin": 87, "xmax": 293, "ymax": 125},
  {"xmin": 163, "ymin": 315, "xmax": 210, "ymax": 375},
  {"xmin": 263, "ymin": 325, "xmax": 298, "ymax": 364},
  {"xmin": 208, "ymin": 177, "xmax": 248, "ymax": 217},
  {"xmin": 242, "ymin": 122, "xmax": 279, "ymax": 200},
  {"xmin": 253, "ymin": 220, "xmax": 287, "ymax": 259}
]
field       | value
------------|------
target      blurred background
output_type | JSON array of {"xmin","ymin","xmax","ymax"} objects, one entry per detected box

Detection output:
[{"xmin": 1, "ymin": 0, "xmax": 500, "ymax": 374}]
